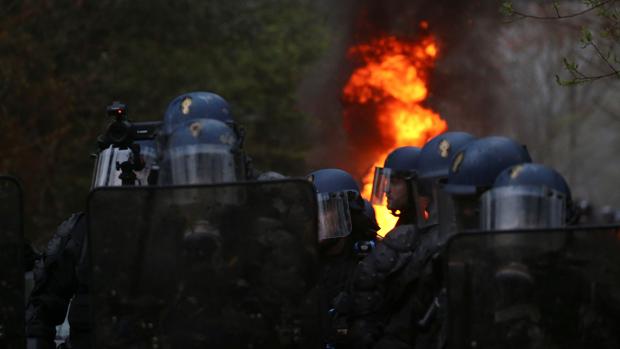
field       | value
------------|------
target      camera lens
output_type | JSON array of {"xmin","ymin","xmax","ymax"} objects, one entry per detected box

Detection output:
[{"xmin": 107, "ymin": 120, "xmax": 132, "ymax": 145}]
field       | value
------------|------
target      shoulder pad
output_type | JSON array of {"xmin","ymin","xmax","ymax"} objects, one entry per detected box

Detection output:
[
  {"xmin": 45, "ymin": 212, "xmax": 84, "ymax": 264},
  {"xmin": 373, "ymin": 242, "xmax": 399, "ymax": 274},
  {"xmin": 56, "ymin": 213, "xmax": 83, "ymax": 238},
  {"xmin": 382, "ymin": 224, "xmax": 418, "ymax": 252}
]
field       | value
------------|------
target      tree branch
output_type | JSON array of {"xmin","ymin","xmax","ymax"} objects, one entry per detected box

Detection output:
[
  {"xmin": 510, "ymin": 0, "xmax": 616, "ymax": 20},
  {"xmin": 590, "ymin": 40, "xmax": 620, "ymax": 73},
  {"xmin": 558, "ymin": 70, "xmax": 619, "ymax": 84}
]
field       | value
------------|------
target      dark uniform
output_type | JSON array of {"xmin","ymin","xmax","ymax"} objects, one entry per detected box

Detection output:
[
  {"xmin": 331, "ymin": 146, "xmax": 424, "ymax": 348},
  {"xmin": 26, "ymin": 213, "xmax": 90, "ymax": 349},
  {"xmin": 306, "ymin": 169, "xmax": 379, "ymax": 347},
  {"xmin": 445, "ymin": 227, "xmax": 620, "ymax": 349},
  {"xmin": 320, "ymin": 201, "xmax": 379, "ymax": 346},
  {"xmin": 332, "ymin": 222, "xmax": 448, "ymax": 349},
  {"xmin": 413, "ymin": 137, "xmax": 532, "ymax": 349},
  {"xmin": 335, "ymin": 134, "xmax": 527, "ymax": 349},
  {"xmin": 25, "ymin": 91, "xmax": 243, "ymax": 349},
  {"xmin": 446, "ymin": 163, "xmax": 619, "ymax": 348}
]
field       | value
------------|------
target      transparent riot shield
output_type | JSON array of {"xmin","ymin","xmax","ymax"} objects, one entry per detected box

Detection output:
[
  {"xmin": 87, "ymin": 179, "xmax": 320, "ymax": 349},
  {"xmin": 0, "ymin": 176, "xmax": 24, "ymax": 349},
  {"xmin": 445, "ymin": 226, "xmax": 620, "ymax": 349}
]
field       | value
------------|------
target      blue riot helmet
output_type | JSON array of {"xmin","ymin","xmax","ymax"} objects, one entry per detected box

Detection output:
[
  {"xmin": 158, "ymin": 118, "xmax": 245, "ymax": 185},
  {"xmin": 492, "ymin": 163, "xmax": 571, "ymax": 200},
  {"xmin": 439, "ymin": 136, "xmax": 532, "ymax": 235},
  {"xmin": 307, "ymin": 168, "xmax": 363, "ymax": 242},
  {"xmin": 418, "ymin": 132, "xmax": 477, "ymax": 188},
  {"xmin": 162, "ymin": 91, "xmax": 233, "ymax": 136},
  {"xmin": 415, "ymin": 132, "xmax": 476, "ymax": 227},
  {"xmin": 481, "ymin": 163, "xmax": 572, "ymax": 230},
  {"xmin": 370, "ymin": 146, "xmax": 421, "ymax": 221},
  {"xmin": 443, "ymin": 137, "xmax": 532, "ymax": 195}
]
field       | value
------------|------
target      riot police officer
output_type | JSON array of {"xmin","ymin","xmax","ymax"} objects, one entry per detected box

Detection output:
[
  {"xmin": 403, "ymin": 131, "xmax": 476, "ymax": 349},
  {"xmin": 369, "ymin": 132, "xmax": 476, "ymax": 349},
  {"xmin": 161, "ymin": 91, "xmax": 234, "ymax": 136},
  {"xmin": 479, "ymin": 163, "xmax": 580, "ymax": 348},
  {"xmin": 26, "ymin": 137, "xmax": 158, "ymax": 349},
  {"xmin": 157, "ymin": 91, "xmax": 256, "ymax": 179},
  {"xmin": 307, "ymin": 168, "xmax": 377, "ymax": 247},
  {"xmin": 333, "ymin": 134, "xmax": 533, "ymax": 348},
  {"xmin": 26, "ymin": 92, "xmax": 236, "ymax": 349},
  {"xmin": 414, "ymin": 132, "xmax": 476, "ymax": 231},
  {"xmin": 330, "ymin": 146, "xmax": 422, "ymax": 348},
  {"xmin": 157, "ymin": 117, "xmax": 247, "ymax": 186},
  {"xmin": 370, "ymin": 146, "xmax": 421, "ymax": 226},
  {"xmin": 438, "ymin": 136, "xmax": 533, "ymax": 237},
  {"xmin": 306, "ymin": 168, "xmax": 379, "ymax": 347},
  {"xmin": 480, "ymin": 162, "xmax": 574, "ymax": 230},
  {"xmin": 157, "ymin": 98, "xmax": 304, "ymax": 347}
]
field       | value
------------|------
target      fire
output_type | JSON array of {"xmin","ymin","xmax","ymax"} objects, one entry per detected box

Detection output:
[{"xmin": 343, "ymin": 34, "xmax": 447, "ymax": 237}]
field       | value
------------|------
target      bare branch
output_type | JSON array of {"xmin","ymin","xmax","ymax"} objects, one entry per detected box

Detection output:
[
  {"xmin": 510, "ymin": 0, "xmax": 616, "ymax": 21},
  {"xmin": 554, "ymin": 2, "xmax": 562, "ymax": 18},
  {"xmin": 590, "ymin": 40, "xmax": 620, "ymax": 73},
  {"xmin": 558, "ymin": 70, "xmax": 619, "ymax": 85}
]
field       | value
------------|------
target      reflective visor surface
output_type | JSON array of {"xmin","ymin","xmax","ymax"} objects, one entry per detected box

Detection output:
[{"xmin": 480, "ymin": 186, "xmax": 566, "ymax": 230}]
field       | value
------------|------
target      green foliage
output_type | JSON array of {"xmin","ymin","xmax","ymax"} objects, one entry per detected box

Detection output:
[
  {"xmin": 500, "ymin": 0, "xmax": 620, "ymax": 85},
  {"xmin": 581, "ymin": 26, "xmax": 594, "ymax": 45},
  {"xmin": 500, "ymin": 1, "xmax": 515, "ymax": 16},
  {"xmin": 0, "ymin": 0, "xmax": 329, "ymax": 243}
]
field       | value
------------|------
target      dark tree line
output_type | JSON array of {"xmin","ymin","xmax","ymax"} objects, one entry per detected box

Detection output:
[{"xmin": 0, "ymin": 0, "xmax": 328, "ymax": 245}]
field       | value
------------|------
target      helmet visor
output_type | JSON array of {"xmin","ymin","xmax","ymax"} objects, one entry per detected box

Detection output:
[
  {"xmin": 481, "ymin": 186, "xmax": 566, "ymax": 230},
  {"xmin": 317, "ymin": 191, "xmax": 352, "ymax": 241},
  {"xmin": 370, "ymin": 167, "xmax": 391, "ymax": 205},
  {"xmin": 372, "ymin": 166, "xmax": 427, "ymax": 222},
  {"xmin": 161, "ymin": 144, "xmax": 238, "ymax": 186},
  {"xmin": 91, "ymin": 146, "xmax": 153, "ymax": 187}
]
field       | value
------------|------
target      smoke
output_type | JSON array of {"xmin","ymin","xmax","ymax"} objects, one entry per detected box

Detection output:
[
  {"xmin": 299, "ymin": 0, "xmax": 620, "ymax": 215},
  {"xmin": 299, "ymin": 0, "xmax": 501, "ymax": 178}
]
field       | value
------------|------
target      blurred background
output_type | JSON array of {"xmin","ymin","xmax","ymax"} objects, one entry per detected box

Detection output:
[{"xmin": 1, "ymin": 0, "xmax": 618, "ymax": 246}]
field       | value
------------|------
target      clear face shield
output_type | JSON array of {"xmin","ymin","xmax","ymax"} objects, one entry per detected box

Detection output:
[
  {"xmin": 160, "ymin": 144, "xmax": 240, "ymax": 186},
  {"xmin": 91, "ymin": 145, "xmax": 155, "ymax": 188},
  {"xmin": 317, "ymin": 191, "xmax": 353, "ymax": 242},
  {"xmin": 480, "ymin": 186, "xmax": 566, "ymax": 231},
  {"xmin": 371, "ymin": 167, "xmax": 425, "ymax": 218},
  {"xmin": 480, "ymin": 187, "xmax": 568, "ymax": 264},
  {"xmin": 370, "ymin": 167, "xmax": 392, "ymax": 205}
]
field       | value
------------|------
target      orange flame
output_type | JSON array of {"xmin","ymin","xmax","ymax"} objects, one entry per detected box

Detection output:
[{"xmin": 343, "ymin": 34, "xmax": 447, "ymax": 237}]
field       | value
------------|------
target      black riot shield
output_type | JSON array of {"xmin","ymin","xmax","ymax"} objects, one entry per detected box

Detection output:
[
  {"xmin": 88, "ymin": 179, "xmax": 320, "ymax": 349},
  {"xmin": 445, "ymin": 226, "xmax": 620, "ymax": 349},
  {"xmin": 0, "ymin": 176, "xmax": 24, "ymax": 349}
]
